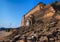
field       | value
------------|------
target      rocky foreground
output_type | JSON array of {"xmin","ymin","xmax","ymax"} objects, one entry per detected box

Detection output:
[{"xmin": 0, "ymin": 19, "xmax": 60, "ymax": 42}]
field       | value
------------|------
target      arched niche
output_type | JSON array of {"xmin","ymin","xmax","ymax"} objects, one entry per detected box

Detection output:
[
  {"xmin": 25, "ymin": 19, "xmax": 31, "ymax": 27},
  {"xmin": 25, "ymin": 14, "xmax": 35, "ymax": 27}
]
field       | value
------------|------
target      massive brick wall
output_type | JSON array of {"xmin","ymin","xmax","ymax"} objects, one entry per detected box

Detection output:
[
  {"xmin": 21, "ymin": 3, "xmax": 44, "ymax": 26},
  {"xmin": 21, "ymin": 3, "xmax": 56, "ymax": 27}
]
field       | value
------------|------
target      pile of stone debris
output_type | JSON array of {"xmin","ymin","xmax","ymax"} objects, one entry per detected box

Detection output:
[
  {"xmin": 19, "ymin": 18, "xmax": 60, "ymax": 42},
  {"xmin": 1, "ymin": 19, "xmax": 60, "ymax": 42}
]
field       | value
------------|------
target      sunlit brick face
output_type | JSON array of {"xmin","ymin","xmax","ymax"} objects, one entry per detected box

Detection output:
[
  {"xmin": 25, "ymin": 3, "xmax": 44, "ymax": 18},
  {"xmin": 43, "ymin": 6, "xmax": 55, "ymax": 19}
]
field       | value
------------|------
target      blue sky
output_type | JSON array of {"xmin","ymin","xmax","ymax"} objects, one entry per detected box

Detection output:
[{"xmin": 0, "ymin": 0, "xmax": 59, "ymax": 28}]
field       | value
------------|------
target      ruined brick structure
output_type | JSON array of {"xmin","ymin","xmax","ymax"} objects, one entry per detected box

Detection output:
[
  {"xmin": 20, "ymin": 2, "xmax": 60, "ymax": 42},
  {"xmin": 21, "ymin": 2, "xmax": 56, "ymax": 27}
]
